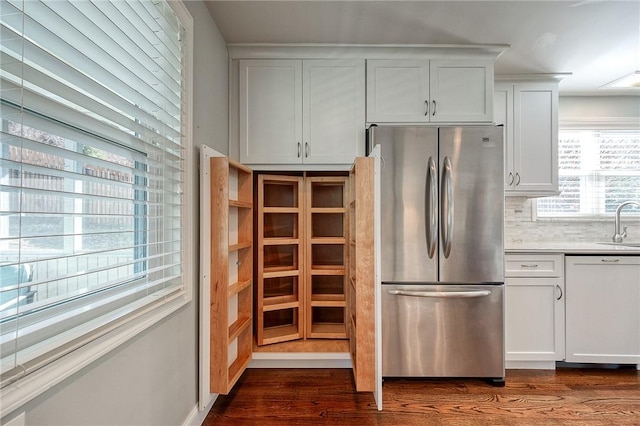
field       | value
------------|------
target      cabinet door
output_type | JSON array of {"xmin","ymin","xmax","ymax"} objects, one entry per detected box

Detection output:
[
  {"xmin": 429, "ymin": 59, "xmax": 494, "ymax": 122},
  {"xmin": 494, "ymin": 83, "xmax": 514, "ymax": 189},
  {"xmin": 366, "ymin": 59, "xmax": 429, "ymax": 123},
  {"xmin": 505, "ymin": 277, "xmax": 565, "ymax": 362},
  {"xmin": 303, "ymin": 60, "xmax": 365, "ymax": 164},
  {"xmin": 512, "ymin": 83, "xmax": 558, "ymax": 193},
  {"xmin": 256, "ymin": 174, "xmax": 305, "ymax": 345},
  {"xmin": 239, "ymin": 60, "xmax": 302, "ymax": 164},
  {"xmin": 305, "ymin": 176, "xmax": 349, "ymax": 339},
  {"xmin": 565, "ymin": 256, "xmax": 640, "ymax": 364}
]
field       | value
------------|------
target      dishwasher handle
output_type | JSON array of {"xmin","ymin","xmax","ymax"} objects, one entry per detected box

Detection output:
[{"xmin": 387, "ymin": 289, "xmax": 491, "ymax": 298}]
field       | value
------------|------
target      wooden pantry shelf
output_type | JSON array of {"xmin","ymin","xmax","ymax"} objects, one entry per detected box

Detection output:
[
  {"xmin": 229, "ymin": 199, "xmax": 252, "ymax": 209},
  {"xmin": 229, "ymin": 316, "xmax": 252, "ymax": 342},
  {"xmin": 262, "ymin": 237, "xmax": 300, "ymax": 245},
  {"xmin": 263, "ymin": 297, "xmax": 300, "ymax": 311},
  {"xmin": 229, "ymin": 241, "xmax": 252, "ymax": 251},
  {"xmin": 228, "ymin": 279, "xmax": 252, "ymax": 297},
  {"xmin": 262, "ymin": 324, "xmax": 302, "ymax": 345}
]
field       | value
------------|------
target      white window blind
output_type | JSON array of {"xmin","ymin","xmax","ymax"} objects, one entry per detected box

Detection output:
[
  {"xmin": 537, "ymin": 130, "xmax": 640, "ymax": 217},
  {"xmin": 0, "ymin": 0, "xmax": 187, "ymax": 392}
]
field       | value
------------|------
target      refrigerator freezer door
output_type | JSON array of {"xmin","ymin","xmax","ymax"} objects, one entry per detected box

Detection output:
[
  {"xmin": 438, "ymin": 127, "xmax": 504, "ymax": 284},
  {"xmin": 372, "ymin": 126, "xmax": 438, "ymax": 283},
  {"xmin": 382, "ymin": 283, "xmax": 505, "ymax": 378}
]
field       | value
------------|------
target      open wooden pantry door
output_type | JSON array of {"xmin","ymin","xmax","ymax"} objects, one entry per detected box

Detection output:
[
  {"xmin": 348, "ymin": 147, "xmax": 383, "ymax": 411},
  {"xmin": 199, "ymin": 145, "xmax": 381, "ymax": 411},
  {"xmin": 199, "ymin": 146, "xmax": 253, "ymax": 407}
]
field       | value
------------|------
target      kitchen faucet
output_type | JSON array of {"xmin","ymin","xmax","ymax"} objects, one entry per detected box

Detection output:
[{"xmin": 612, "ymin": 200, "xmax": 640, "ymax": 243}]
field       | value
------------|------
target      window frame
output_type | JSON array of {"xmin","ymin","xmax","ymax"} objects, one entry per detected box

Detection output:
[{"xmin": 0, "ymin": 1, "xmax": 194, "ymax": 417}]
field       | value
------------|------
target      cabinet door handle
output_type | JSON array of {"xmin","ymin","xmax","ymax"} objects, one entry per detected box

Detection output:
[
  {"xmin": 424, "ymin": 100, "xmax": 429, "ymax": 116},
  {"xmin": 556, "ymin": 284, "xmax": 563, "ymax": 300},
  {"xmin": 601, "ymin": 259, "xmax": 620, "ymax": 263},
  {"xmin": 432, "ymin": 100, "xmax": 436, "ymax": 116},
  {"xmin": 297, "ymin": 142, "xmax": 301, "ymax": 158},
  {"xmin": 520, "ymin": 264, "xmax": 538, "ymax": 268},
  {"xmin": 508, "ymin": 172, "xmax": 514, "ymax": 186},
  {"xmin": 515, "ymin": 172, "xmax": 521, "ymax": 186},
  {"xmin": 305, "ymin": 142, "xmax": 309, "ymax": 158}
]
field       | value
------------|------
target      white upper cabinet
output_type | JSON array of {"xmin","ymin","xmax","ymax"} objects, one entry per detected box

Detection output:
[
  {"xmin": 239, "ymin": 59, "xmax": 365, "ymax": 166},
  {"xmin": 366, "ymin": 60, "xmax": 429, "ymax": 123},
  {"xmin": 366, "ymin": 59, "xmax": 494, "ymax": 123},
  {"xmin": 495, "ymin": 80, "xmax": 559, "ymax": 196},
  {"xmin": 429, "ymin": 59, "xmax": 494, "ymax": 122},
  {"xmin": 303, "ymin": 60, "xmax": 366, "ymax": 164},
  {"xmin": 239, "ymin": 60, "xmax": 302, "ymax": 164}
]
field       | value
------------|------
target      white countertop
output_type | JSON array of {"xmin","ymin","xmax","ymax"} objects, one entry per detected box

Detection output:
[{"xmin": 506, "ymin": 242, "xmax": 640, "ymax": 255}]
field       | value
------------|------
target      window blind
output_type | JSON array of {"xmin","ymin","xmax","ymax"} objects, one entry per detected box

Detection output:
[
  {"xmin": 0, "ymin": 0, "xmax": 185, "ymax": 387},
  {"xmin": 537, "ymin": 130, "xmax": 640, "ymax": 217}
]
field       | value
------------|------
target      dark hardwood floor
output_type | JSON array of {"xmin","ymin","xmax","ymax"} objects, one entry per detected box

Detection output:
[{"xmin": 204, "ymin": 367, "xmax": 640, "ymax": 425}]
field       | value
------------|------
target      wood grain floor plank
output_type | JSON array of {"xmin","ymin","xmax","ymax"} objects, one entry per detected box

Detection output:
[{"xmin": 204, "ymin": 367, "xmax": 640, "ymax": 425}]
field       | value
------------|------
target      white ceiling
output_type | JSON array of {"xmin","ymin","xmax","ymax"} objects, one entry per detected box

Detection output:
[{"xmin": 204, "ymin": 0, "xmax": 640, "ymax": 95}]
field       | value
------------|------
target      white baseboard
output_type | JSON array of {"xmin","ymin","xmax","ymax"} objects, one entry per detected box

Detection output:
[
  {"xmin": 183, "ymin": 395, "xmax": 217, "ymax": 426},
  {"xmin": 506, "ymin": 360, "xmax": 556, "ymax": 370},
  {"xmin": 249, "ymin": 352, "xmax": 352, "ymax": 369}
]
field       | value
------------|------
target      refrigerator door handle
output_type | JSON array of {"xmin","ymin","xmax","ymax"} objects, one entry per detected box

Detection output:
[
  {"xmin": 387, "ymin": 289, "xmax": 491, "ymax": 298},
  {"xmin": 441, "ymin": 156, "xmax": 454, "ymax": 258},
  {"xmin": 426, "ymin": 156, "xmax": 437, "ymax": 258}
]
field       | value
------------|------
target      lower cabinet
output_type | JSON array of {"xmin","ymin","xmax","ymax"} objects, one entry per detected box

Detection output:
[
  {"xmin": 505, "ymin": 254, "xmax": 565, "ymax": 368},
  {"xmin": 565, "ymin": 256, "xmax": 640, "ymax": 365},
  {"xmin": 506, "ymin": 252, "xmax": 640, "ymax": 370}
]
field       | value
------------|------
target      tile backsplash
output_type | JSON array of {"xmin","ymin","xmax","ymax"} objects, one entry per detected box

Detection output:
[{"xmin": 505, "ymin": 197, "xmax": 640, "ymax": 245}]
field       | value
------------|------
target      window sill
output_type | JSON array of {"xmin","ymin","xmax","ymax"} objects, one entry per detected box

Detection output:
[{"xmin": 535, "ymin": 216, "xmax": 640, "ymax": 224}]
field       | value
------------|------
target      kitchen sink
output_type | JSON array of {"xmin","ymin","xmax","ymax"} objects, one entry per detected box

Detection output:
[{"xmin": 598, "ymin": 242, "xmax": 640, "ymax": 248}]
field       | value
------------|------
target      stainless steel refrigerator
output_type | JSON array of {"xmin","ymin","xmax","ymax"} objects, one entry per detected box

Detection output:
[{"xmin": 369, "ymin": 125, "xmax": 505, "ymax": 383}]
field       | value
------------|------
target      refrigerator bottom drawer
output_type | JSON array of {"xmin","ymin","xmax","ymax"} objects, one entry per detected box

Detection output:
[{"xmin": 382, "ymin": 284, "xmax": 505, "ymax": 378}]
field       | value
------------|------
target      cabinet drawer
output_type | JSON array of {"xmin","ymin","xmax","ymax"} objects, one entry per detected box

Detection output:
[{"xmin": 505, "ymin": 254, "xmax": 564, "ymax": 277}]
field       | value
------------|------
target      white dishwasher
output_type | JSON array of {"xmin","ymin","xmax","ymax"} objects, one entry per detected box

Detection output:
[{"xmin": 565, "ymin": 255, "xmax": 640, "ymax": 365}]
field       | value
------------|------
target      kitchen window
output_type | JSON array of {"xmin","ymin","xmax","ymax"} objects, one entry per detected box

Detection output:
[
  {"xmin": 537, "ymin": 129, "xmax": 640, "ymax": 218},
  {"xmin": 0, "ymin": 0, "xmax": 193, "ymax": 414}
]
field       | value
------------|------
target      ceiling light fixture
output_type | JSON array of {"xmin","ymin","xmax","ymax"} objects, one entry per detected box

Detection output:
[{"xmin": 601, "ymin": 70, "xmax": 640, "ymax": 89}]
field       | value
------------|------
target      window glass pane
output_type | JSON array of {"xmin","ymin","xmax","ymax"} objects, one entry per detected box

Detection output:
[{"xmin": 538, "ymin": 130, "xmax": 640, "ymax": 217}]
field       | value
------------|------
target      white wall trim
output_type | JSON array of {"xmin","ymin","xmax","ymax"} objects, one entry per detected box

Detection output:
[
  {"xmin": 506, "ymin": 361, "xmax": 557, "ymax": 370},
  {"xmin": 496, "ymin": 73, "xmax": 571, "ymax": 82},
  {"xmin": 228, "ymin": 43, "xmax": 508, "ymax": 60},
  {"xmin": 249, "ymin": 352, "xmax": 352, "ymax": 369},
  {"xmin": 183, "ymin": 395, "xmax": 217, "ymax": 426}
]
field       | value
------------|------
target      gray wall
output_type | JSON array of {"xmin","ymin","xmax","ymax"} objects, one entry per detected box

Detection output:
[{"xmin": 7, "ymin": 2, "xmax": 229, "ymax": 425}]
